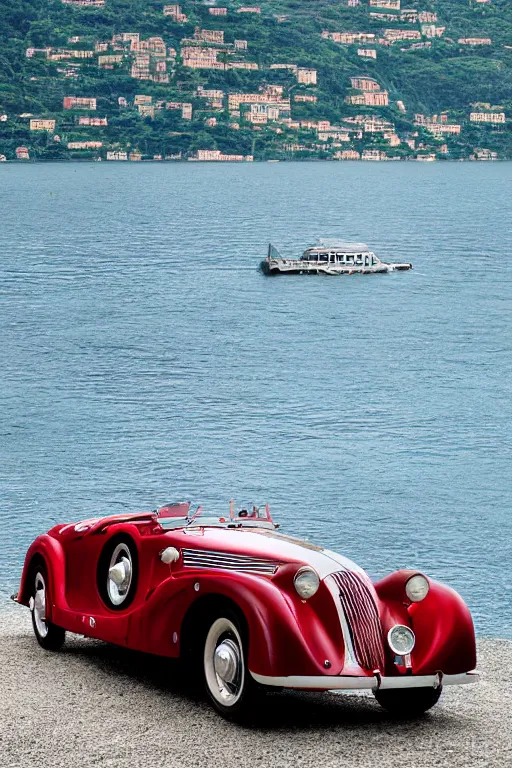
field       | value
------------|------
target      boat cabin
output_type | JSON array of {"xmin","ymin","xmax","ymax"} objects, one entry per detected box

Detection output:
[{"xmin": 300, "ymin": 240, "xmax": 379, "ymax": 267}]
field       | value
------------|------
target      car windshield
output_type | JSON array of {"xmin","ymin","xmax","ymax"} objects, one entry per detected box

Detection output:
[{"xmin": 157, "ymin": 502, "xmax": 276, "ymax": 530}]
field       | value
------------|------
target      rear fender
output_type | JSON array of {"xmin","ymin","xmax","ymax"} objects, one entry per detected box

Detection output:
[
  {"xmin": 132, "ymin": 570, "xmax": 345, "ymax": 677},
  {"xmin": 18, "ymin": 535, "xmax": 68, "ymax": 620}
]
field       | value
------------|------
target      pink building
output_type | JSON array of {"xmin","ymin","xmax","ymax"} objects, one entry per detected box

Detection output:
[
  {"xmin": 470, "ymin": 112, "xmax": 506, "ymax": 123},
  {"xmin": 16, "ymin": 146, "xmax": 30, "ymax": 159},
  {"xmin": 209, "ymin": 7, "xmax": 227, "ymax": 15},
  {"xmin": 297, "ymin": 68, "xmax": 317, "ymax": 85},
  {"xmin": 78, "ymin": 116, "xmax": 108, "ymax": 126},
  {"xmin": 350, "ymin": 76, "xmax": 381, "ymax": 91},
  {"xmin": 163, "ymin": 5, "xmax": 188, "ymax": 22},
  {"xmin": 63, "ymin": 97, "xmax": 97, "ymax": 110},
  {"xmin": 194, "ymin": 28, "xmax": 225, "ymax": 44},
  {"xmin": 68, "ymin": 141, "xmax": 103, "ymax": 149}
]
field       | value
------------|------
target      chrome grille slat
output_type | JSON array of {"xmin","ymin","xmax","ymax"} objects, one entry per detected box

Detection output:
[
  {"xmin": 332, "ymin": 570, "xmax": 385, "ymax": 671},
  {"xmin": 181, "ymin": 548, "xmax": 279, "ymax": 575}
]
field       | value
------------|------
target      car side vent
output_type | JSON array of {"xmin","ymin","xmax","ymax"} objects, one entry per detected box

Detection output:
[
  {"xmin": 181, "ymin": 548, "xmax": 280, "ymax": 575},
  {"xmin": 332, "ymin": 570, "xmax": 385, "ymax": 671}
]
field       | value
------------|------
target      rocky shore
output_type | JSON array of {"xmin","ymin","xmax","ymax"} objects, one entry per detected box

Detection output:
[{"xmin": 1, "ymin": 608, "xmax": 510, "ymax": 768}]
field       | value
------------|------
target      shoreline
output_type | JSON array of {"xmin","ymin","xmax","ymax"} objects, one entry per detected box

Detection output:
[{"xmin": 1, "ymin": 606, "xmax": 511, "ymax": 768}]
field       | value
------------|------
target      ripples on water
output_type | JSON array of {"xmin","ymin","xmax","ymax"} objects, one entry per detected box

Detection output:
[{"xmin": 1, "ymin": 162, "xmax": 511, "ymax": 636}]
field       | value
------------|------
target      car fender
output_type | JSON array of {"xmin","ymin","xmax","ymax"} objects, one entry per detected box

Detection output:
[
  {"xmin": 130, "ymin": 569, "xmax": 346, "ymax": 678},
  {"xmin": 18, "ymin": 534, "xmax": 68, "ymax": 619},
  {"xmin": 408, "ymin": 579, "xmax": 477, "ymax": 674}
]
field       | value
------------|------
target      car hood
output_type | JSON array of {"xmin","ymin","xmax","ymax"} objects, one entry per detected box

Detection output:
[{"xmin": 171, "ymin": 525, "xmax": 366, "ymax": 580}]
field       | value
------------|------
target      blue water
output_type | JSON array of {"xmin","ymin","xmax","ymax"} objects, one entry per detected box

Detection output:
[{"xmin": 1, "ymin": 161, "xmax": 511, "ymax": 637}]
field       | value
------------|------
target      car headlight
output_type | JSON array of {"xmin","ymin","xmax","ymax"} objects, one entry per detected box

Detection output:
[
  {"xmin": 294, "ymin": 567, "xmax": 320, "ymax": 599},
  {"xmin": 405, "ymin": 573, "xmax": 429, "ymax": 602},
  {"xmin": 388, "ymin": 625, "xmax": 415, "ymax": 656}
]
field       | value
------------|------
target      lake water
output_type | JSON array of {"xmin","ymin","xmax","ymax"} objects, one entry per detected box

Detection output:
[{"xmin": 1, "ymin": 161, "xmax": 511, "ymax": 637}]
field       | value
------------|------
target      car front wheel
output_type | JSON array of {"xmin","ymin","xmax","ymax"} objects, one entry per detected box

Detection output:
[
  {"xmin": 203, "ymin": 612, "xmax": 261, "ymax": 721},
  {"xmin": 374, "ymin": 685, "xmax": 442, "ymax": 717},
  {"xmin": 30, "ymin": 567, "xmax": 65, "ymax": 651}
]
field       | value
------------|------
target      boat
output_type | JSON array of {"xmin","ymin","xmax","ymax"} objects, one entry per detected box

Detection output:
[{"xmin": 261, "ymin": 240, "xmax": 412, "ymax": 275}]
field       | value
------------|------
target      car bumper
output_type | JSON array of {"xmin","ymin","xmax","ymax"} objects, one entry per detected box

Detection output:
[{"xmin": 250, "ymin": 670, "xmax": 479, "ymax": 691}]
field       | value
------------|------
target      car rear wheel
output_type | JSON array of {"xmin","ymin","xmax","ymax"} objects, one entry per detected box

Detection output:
[
  {"xmin": 30, "ymin": 567, "xmax": 65, "ymax": 651},
  {"xmin": 374, "ymin": 685, "xmax": 442, "ymax": 717},
  {"xmin": 203, "ymin": 612, "xmax": 262, "ymax": 721},
  {"xmin": 97, "ymin": 534, "xmax": 138, "ymax": 610}
]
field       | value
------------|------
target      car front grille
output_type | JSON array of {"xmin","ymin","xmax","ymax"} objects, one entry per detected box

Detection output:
[{"xmin": 331, "ymin": 570, "xmax": 385, "ymax": 671}]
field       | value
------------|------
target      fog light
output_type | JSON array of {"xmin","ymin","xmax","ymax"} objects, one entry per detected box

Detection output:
[{"xmin": 388, "ymin": 625, "xmax": 415, "ymax": 656}]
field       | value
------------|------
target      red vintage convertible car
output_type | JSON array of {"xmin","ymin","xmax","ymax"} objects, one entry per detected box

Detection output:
[{"xmin": 14, "ymin": 502, "xmax": 479, "ymax": 720}]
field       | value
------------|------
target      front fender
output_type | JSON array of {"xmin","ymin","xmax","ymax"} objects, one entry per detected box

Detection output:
[
  {"xmin": 408, "ymin": 580, "xmax": 477, "ymax": 675},
  {"xmin": 131, "ymin": 570, "xmax": 345, "ymax": 677}
]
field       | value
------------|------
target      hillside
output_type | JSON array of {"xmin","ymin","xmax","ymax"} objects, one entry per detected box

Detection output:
[{"xmin": 0, "ymin": 0, "xmax": 511, "ymax": 161}]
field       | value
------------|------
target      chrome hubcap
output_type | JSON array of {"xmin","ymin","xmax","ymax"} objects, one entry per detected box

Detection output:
[
  {"xmin": 204, "ymin": 618, "xmax": 245, "ymax": 706},
  {"xmin": 107, "ymin": 544, "xmax": 132, "ymax": 606},
  {"xmin": 214, "ymin": 639, "xmax": 241, "ymax": 685},
  {"xmin": 33, "ymin": 572, "xmax": 49, "ymax": 638}
]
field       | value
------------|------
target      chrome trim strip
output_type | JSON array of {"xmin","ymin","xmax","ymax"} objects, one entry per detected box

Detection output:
[
  {"xmin": 181, "ymin": 548, "xmax": 279, "ymax": 575},
  {"xmin": 250, "ymin": 670, "xmax": 480, "ymax": 691}
]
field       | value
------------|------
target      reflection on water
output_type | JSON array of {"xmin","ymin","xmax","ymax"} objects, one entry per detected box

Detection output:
[{"xmin": 1, "ymin": 161, "xmax": 511, "ymax": 637}]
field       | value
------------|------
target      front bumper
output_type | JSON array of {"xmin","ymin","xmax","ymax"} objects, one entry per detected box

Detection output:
[{"xmin": 250, "ymin": 670, "xmax": 479, "ymax": 691}]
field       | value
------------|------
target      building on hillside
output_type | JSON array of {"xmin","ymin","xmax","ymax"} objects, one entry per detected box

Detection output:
[
  {"xmin": 396, "ymin": 100, "xmax": 406, "ymax": 113},
  {"xmin": 194, "ymin": 28, "xmax": 225, "ymax": 43},
  {"xmin": 228, "ymin": 61, "xmax": 258, "ymax": 70},
  {"xmin": 98, "ymin": 55, "xmax": 124, "ymax": 67},
  {"xmin": 297, "ymin": 68, "xmax": 317, "ymax": 85},
  {"xmin": 166, "ymin": 102, "xmax": 193, "ymax": 119},
  {"xmin": 78, "ymin": 116, "xmax": 108, "ymax": 126},
  {"xmin": 47, "ymin": 49, "xmax": 94, "ymax": 60},
  {"xmin": 196, "ymin": 87, "xmax": 225, "ymax": 108},
  {"xmin": 30, "ymin": 119, "xmax": 56, "ymax": 131},
  {"xmin": 470, "ymin": 112, "xmax": 506, "ymax": 123},
  {"xmin": 350, "ymin": 76, "xmax": 381, "ymax": 91},
  {"xmin": 63, "ymin": 97, "xmax": 97, "ymax": 110},
  {"xmin": 234, "ymin": 40, "xmax": 248, "ymax": 50},
  {"xmin": 164, "ymin": 5, "xmax": 188, "ymax": 22},
  {"xmin": 67, "ymin": 141, "xmax": 103, "ymax": 149},
  {"xmin": 269, "ymin": 63, "xmax": 298, "ymax": 72},
  {"xmin": 138, "ymin": 104, "xmax": 155, "ymax": 118},
  {"xmin": 400, "ymin": 41, "xmax": 432, "ymax": 51},
  {"xmin": 458, "ymin": 38, "xmax": 491, "ymax": 45},
  {"xmin": 421, "ymin": 25, "xmax": 445, "ymax": 38},
  {"xmin": 294, "ymin": 94, "xmax": 318, "ymax": 103},
  {"xmin": 106, "ymin": 151, "xmax": 128, "ymax": 160},
  {"xmin": 134, "ymin": 95, "xmax": 152, "ymax": 105},
  {"xmin": 61, "ymin": 0, "xmax": 105, "ymax": 6},
  {"xmin": 95, "ymin": 42, "xmax": 109, "ymax": 52},
  {"xmin": 322, "ymin": 32, "xmax": 376, "ymax": 44},
  {"xmin": 418, "ymin": 11, "xmax": 437, "ymax": 22},
  {"xmin": 422, "ymin": 122, "xmax": 461, "ymax": 135},
  {"xmin": 384, "ymin": 29, "xmax": 421, "ymax": 42},
  {"xmin": 209, "ymin": 7, "xmax": 227, "ymax": 15},
  {"xmin": 129, "ymin": 152, "xmax": 142, "ymax": 161},
  {"xmin": 237, "ymin": 7, "xmax": 261, "ymax": 13},
  {"xmin": 369, "ymin": 0, "xmax": 400, "ymax": 8},
  {"xmin": 357, "ymin": 49, "xmax": 377, "ymax": 58},
  {"xmin": 16, "ymin": 146, "xmax": 30, "ymax": 159},
  {"xmin": 346, "ymin": 91, "xmax": 389, "ymax": 106}
]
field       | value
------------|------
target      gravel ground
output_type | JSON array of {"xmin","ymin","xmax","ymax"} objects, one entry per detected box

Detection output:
[{"xmin": 0, "ymin": 607, "xmax": 510, "ymax": 768}]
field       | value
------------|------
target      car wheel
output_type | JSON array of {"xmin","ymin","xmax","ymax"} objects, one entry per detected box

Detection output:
[
  {"xmin": 30, "ymin": 566, "xmax": 65, "ymax": 651},
  {"xmin": 203, "ymin": 612, "xmax": 261, "ymax": 721},
  {"xmin": 97, "ymin": 534, "xmax": 138, "ymax": 610},
  {"xmin": 374, "ymin": 685, "xmax": 443, "ymax": 717}
]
